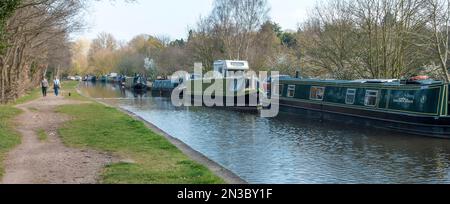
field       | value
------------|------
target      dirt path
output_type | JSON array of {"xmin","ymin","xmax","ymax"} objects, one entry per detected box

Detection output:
[{"xmin": 1, "ymin": 93, "xmax": 115, "ymax": 184}]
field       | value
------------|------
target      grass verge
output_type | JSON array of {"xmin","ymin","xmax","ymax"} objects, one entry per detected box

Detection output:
[
  {"xmin": 0, "ymin": 106, "xmax": 21, "ymax": 178},
  {"xmin": 37, "ymin": 129, "xmax": 48, "ymax": 141},
  {"xmin": 57, "ymin": 82, "xmax": 224, "ymax": 184},
  {"xmin": 0, "ymin": 86, "xmax": 39, "ymax": 179},
  {"xmin": 0, "ymin": 87, "xmax": 40, "ymax": 178},
  {"xmin": 62, "ymin": 81, "xmax": 87, "ymax": 101},
  {"xmin": 11, "ymin": 87, "xmax": 41, "ymax": 105}
]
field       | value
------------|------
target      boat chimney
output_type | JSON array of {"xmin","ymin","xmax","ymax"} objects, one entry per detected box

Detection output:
[{"xmin": 295, "ymin": 69, "xmax": 302, "ymax": 79}]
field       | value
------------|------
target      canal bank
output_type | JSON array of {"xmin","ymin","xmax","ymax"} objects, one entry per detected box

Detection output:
[
  {"xmin": 76, "ymin": 87, "xmax": 246, "ymax": 184},
  {"xmin": 1, "ymin": 81, "xmax": 239, "ymax": 184},
  {"xmin": 2, "ymin": 94, "xmax": 115, "ymax": 184},
  {"xmin": 54, "ymin": 82, "xmax": 235, "ymax": 184},
  {"xmin": 80, "ymin": 82, "xmax": 450, "ymax": 184}
]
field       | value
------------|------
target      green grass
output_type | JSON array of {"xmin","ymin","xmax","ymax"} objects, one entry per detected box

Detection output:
[
  {"xmin": 57, "ymin": 83, "xmax": 224, "ymax": 184},
  {"xmin": 58, "ymin": 103, "xmax": 224, "ymax": 184},
  {"xmin": 0, "ymin": 106, "xmax": 22, "ymax": 178},
  {"xmin": 11, "ymin": 87, "xmax": 41, "ymax": 105},
  {"xmin": 37, "ymin": 129, "xmax": 48, "ymax": 141},
  {"xmin": 62, "ymin": 81, "xmax": 87, "ymax": 101}
]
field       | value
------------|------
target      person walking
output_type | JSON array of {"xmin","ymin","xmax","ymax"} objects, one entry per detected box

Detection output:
[
  {"xmin": 53, "ymin": 77, "xmax": 61, "ymax": 96},
  {"xmin": 41, "ymin": 78, "xmax": 49, "ymax": 97}
]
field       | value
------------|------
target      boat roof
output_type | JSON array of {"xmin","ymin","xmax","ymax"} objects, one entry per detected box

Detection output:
[
  {"xmin": 214, "ymin": 60, "xmax": 249, "ymax": 70},
  {"xmin": 279, "ymin": 78, "xmax": 445, "ymax": 86}
]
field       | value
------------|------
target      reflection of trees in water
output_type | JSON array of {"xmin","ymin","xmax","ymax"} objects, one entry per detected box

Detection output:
[
  {"xmin": 151, "ymin": 97, "xmax": 176, "ymax": 110},
  {"xmin": 269, "ymin": 111, "xmax": 450, "ymax": 183},
  {"xmin": 81, "ymin": 82, "xmax": 127, "ymax": 99}
]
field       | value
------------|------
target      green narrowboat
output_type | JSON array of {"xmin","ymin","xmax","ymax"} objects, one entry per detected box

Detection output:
[
  {"xmin": 125, "ymin": 75, "xmax": 148, "ymax": 92},
  {"xmin": 185, "ymin": 60, "xmax": 263, "ymax": 110},
  {"xmin": 274, "ymin": 78, "xmax": 450, "ymax": 138},
  {"xmin": 185, "ymin": 77, "xmax": 263, "ymax": 110},
  {"xmin": 100, "ymin": 75, "xmax": 108, "ymax": 83}
]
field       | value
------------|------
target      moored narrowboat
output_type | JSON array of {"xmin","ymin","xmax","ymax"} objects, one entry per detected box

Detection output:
[
  {"xmin": 185, "ymin": 60, "xmax": 263, "ymax": 111},
  {"xmin": 100, "ymin": 75, "xmax": 108, "ymax": 83},
  {"xmin": 151, "ymin": 80, "xmax": 179, "ymax": 97},
  {"xmin": 273, "ymin": 78, "xmax": 450, "ymax": 138},
  {"xmin": 84, "ymin": 75, "xmax": 96, "ymax": 82},
  {"xmin": 125, "ymin": 75, "xmax": 148, "ymax": 92}
]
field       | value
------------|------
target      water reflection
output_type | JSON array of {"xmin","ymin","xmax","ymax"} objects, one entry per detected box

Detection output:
[{"xmin": 79, "ymin": 82, "xmax": 450, "ymax": 184}]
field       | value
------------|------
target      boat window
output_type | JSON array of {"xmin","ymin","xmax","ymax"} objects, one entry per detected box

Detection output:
[
  {"xmin": 231, "ymin": 62, "xmax": 245, "ymax": 67},
  {"xmin": 287, "ymin": 85, "xmax": 296, "ymax": 98},
  {"xmin": 346, "ymin": 89, "xmax": 356, "ymax": 105},
  {"xmin": 365, "ymin": 90, "xmax": 379, "ymax": 107},
  {"xmin": 310, "ymin": 86, "xmax": 325, "ymax": 101}
]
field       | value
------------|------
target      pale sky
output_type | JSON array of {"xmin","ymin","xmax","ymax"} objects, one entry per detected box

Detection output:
[{"xmin": 75, "ymin": 0, "xmax": 318, "ymax": 41}]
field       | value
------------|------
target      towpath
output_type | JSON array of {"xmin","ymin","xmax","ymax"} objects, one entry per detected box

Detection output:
[{"xmin": 1, "ymin": 93, "xmax": 115, "ymax": 184}]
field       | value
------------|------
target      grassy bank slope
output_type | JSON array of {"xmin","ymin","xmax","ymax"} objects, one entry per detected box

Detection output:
[{"xmin": 58, "ymin": 82, "xmax": 224, "ymax": 184}]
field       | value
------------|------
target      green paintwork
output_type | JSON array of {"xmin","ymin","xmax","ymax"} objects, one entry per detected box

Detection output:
[
  {"xmin": 186, "ymin": 78, "xmax": 262, "ymax": 97},
  {"xmin": 279, "ymin": 79, "xmax": 449, "ymax": 116}
]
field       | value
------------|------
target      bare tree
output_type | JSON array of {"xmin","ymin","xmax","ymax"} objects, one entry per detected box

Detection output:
[
  {"xmin": 426, "ymin": 0, "xmax": 450, "ymax": 82},
  {"xmin": 299, "ymin": 0, "xmax": 432, "ymax": 80},
  {"xmin": 299, "ymin": 0, "xmax": 361, "ymax": 79},
  {"xmin": 209, "ymin": 0, "xmax": 270, "ymax": 60},
  {"xmin": 0, "ymin": 0, "xmax": 86, "ymax": 102}
]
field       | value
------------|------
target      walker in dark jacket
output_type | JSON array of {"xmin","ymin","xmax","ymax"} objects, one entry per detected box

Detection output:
[{"xmin": 41, "ymin": 79, "xmax": 49, "ymax": 97}]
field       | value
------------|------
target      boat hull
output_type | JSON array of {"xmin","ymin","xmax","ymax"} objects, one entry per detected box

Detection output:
[
  {"xmin": 187, "ymin": 93, "xmax": 261, "ymax": 112},
  {"xmin": 133, "ymin": 83, "xmax": 147, "ymax": 91},
  {"xmin": 151, "ymin": 89, "xmax": 174, "ymax": 97},
  {"xmin": 278, "ymin": 98, "xmax": 450, "ymax": 139}
]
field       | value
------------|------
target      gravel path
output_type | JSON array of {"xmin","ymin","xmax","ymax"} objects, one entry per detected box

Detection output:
[{"xmin": 1, "ymin": 94, "xmax": 115, "ymax": 184}]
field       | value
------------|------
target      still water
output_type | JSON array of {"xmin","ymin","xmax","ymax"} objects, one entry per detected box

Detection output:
[{"xmin": 79, "ymin": 82, "xmax": 450, "ymax": 184}]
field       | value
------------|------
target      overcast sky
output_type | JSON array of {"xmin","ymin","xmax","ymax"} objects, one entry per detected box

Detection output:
[{"xmin": 75, "ymin": 0, "xmax": 318, "ymax": 41}]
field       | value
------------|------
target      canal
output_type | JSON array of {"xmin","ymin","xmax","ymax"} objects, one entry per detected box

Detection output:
[{"xmin": 79, "ymin": 82, "xmax": 450, "ymax": 184}]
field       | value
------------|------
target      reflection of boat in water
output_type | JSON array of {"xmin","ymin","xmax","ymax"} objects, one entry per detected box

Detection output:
[
  {"xmin": 185, "ymin": 60, "xmax": 263, "ymax": 111},
  {"xmin": 125, "ymin": 74, "xmax": 148, "ymax": 92},
  {"xmin": 273, "ymin": 77, "xmax": 450, "ymax": 139},
  {"xmin": 133, "ymin": 91, "xmax": 146, "ymax": 98}
]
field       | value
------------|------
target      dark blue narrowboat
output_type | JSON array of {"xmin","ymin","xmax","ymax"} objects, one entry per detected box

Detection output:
[
  {"xmin": 151, "ymin": 80, "xmax": 180, "ymax": 97},
  {"xmin": 273, "ymin": 78, "xmax": 450, "ymax": 138}
]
